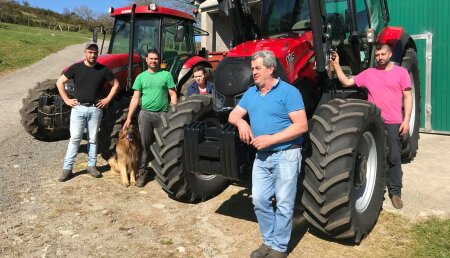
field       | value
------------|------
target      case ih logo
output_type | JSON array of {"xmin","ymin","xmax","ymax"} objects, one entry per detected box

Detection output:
[
  {"xmin": 121, "ymin": 10, "xmax": 132, "ymax": 14},
  {"xmin": 286, "ymin": 52, "xmax": 295, "ymax": 65}
]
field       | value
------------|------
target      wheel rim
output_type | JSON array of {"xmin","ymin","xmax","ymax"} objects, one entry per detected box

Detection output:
[
  {"xmin": 354, "ymin": 131, "xmax": 377, "ymax": 213},
  {"xmin": 409, "ymin": 71, "xmax": 416, "ymax": 137}
]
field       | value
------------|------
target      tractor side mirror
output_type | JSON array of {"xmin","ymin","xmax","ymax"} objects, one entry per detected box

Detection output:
[{"xmin": 175, "ymin": 25, "xmax": 185, "ymax": 42}]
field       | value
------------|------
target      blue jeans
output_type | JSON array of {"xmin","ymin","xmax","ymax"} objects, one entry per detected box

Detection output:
[
  {"xmin": 252, "ymin": 148, "xmax": 301, "ymax": 253},
  {"xmin": 63, "ymin": 105, "xmax": 103, "ymax": 170}
]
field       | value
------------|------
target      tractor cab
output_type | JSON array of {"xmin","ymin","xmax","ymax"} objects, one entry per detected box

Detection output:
[
  {"xmin": 103, "ymin": 5, "xmax": 209, "ymax": 91},
  {"xmin": 319, "ymin": 0, "xmax": 389, "ymax": 75}
]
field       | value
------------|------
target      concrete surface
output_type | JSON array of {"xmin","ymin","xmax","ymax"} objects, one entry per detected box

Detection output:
[{"xmin": 382, "ymin": 133, "xmax": 450, "ymax": 218}]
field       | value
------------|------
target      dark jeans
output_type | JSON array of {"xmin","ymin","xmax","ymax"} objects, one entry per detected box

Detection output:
[
  {"xmin": 385, "ymin": 124, "xmax": 403, "ymax": 196},
  {"xmin": 138, "ymin": 109, "xmax": 164, "ymax": 172}
]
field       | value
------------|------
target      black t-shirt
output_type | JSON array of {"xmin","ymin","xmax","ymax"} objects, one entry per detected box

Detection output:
[{"xmin": 64, "ymin": 62, "xmax": 115, "ymax": 103}]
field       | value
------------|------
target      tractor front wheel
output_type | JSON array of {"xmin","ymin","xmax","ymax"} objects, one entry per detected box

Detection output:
[{"xmin": 151, "ymin": 95, "xmax": 230, "ymax": 202}]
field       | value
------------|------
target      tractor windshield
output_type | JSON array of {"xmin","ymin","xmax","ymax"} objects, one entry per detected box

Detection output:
[
  {"xmin": 260, "ymin": 0, "xmax": 310, "ymax": 37},
  {"xmin": 109, "ymin": 17, "xmax": 160, "ymax": 56}
]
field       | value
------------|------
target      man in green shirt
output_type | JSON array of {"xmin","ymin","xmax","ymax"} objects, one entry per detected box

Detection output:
[{"xmin": 123, "ymin": 49, "xmax": 177, "ymax": 187}]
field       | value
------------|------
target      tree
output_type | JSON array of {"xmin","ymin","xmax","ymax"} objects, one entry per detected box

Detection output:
[
  {"xmin": 73, "ymin": 5, "xmax": 95, "ymax": 21},
  {"xmin": 96, "ymin": 13, "xmax": 114, "ymax": 30},
  {"xmin": 63, "ymin": 7, "xmax": 71, "ymax": 16},
  {"xmin": 22, "ymin": 0, "xmax": 28, "ymax": 7}
]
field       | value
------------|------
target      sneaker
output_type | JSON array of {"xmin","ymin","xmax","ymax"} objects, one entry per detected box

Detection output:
[
  {"xmin": 135, "ymin": 169, "xmax": 148, "ymax": 187},
  {"xmin": 87, "ymin": 166, "xmax": 102, "ymax": 178},
  {"xmin": 250, "ymin": 244, "xmax": 271, "ymax": 258},
  {"xmin": 58, "ymin": 169, "xmax": 72, "ymax": 182},
  {"xmin": 266, "ymin": 249, "xmax": 288, "ymax": 258},
  {"xmin": 390, "ymin": 195, "xmax": 403, "ymax": 209}
]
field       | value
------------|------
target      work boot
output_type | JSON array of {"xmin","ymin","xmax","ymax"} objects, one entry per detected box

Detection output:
[
  {"xmin": 250, "ymin": 244, "xmax": 271, "ymax": 258},
  {"xmin": 390, "ymin": 195, "xmax": 403, "ymax": 209},
  {"xmin": 58, "ymin": 169, "xmax": 73, "ymax": 182},
  {"xmin": 135, "ymin": 169, "xmax": 148, "ymax": 187},
  {"xmin": 87, "ymin": 166, "xmax": 102, "ymax": 178},
  {"xmin": 266, "ymin": 249, "xmax": 288, "ymax": 258}
]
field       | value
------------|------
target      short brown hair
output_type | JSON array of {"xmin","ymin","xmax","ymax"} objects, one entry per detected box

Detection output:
[
  {"xmin": 192, "ymin": 65, "xmax": 206, "ymax": 75},
  {"xmin": 146, "ymin": 49, "xmax": 159, "ymax": 58},
  {"xmin": 374, "ymin": 43, "xmax": 391, "ymax": 52}
]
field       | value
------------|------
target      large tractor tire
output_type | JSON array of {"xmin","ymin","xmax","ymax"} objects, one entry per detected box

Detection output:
[
  {"xmin": 19, "ymin": 79, "xmax": 69, "ymax": 141},
  {"xmin": 97, "ymin": 97, "xmax": 131, "ymax": 160},
  {"xmin": 150, "ymin": 94, "xmax": 230, "ymax": 202},
  {"xmin": 301, "ymin": 99, "xmax": 387, "ymax": 243},
  {"xmin": 401, "ymin": 48, "xmax": 421, "ymax": 162}
]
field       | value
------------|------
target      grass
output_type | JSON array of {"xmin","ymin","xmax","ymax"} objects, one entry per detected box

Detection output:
[
  {"xmin": 374, "ymin": 213, "xmax": 450, "ymax": 257},
  {"xmin": 411, "ymin": 217, "xmax": 450, "ymax": 257},
  {"xmin": 0, "ymin": 22, "xmax": 91, "ymax": 76}
]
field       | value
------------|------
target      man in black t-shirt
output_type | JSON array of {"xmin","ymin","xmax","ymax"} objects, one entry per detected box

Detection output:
[{"xmin": 56, "ymin": 42, "xmax": 119, "ymax": 182}]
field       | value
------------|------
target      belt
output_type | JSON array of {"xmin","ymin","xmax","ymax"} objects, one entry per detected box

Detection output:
[
  {"xmin": 259, "ymin": 144, "xmax": 301, "ymax": 154},
  {"xmin": 79, "ymin": 102, "xmax": 96, "ymax": 107}
]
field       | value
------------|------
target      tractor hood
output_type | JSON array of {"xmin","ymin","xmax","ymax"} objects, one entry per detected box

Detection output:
[
  {"xmin": 226, "ymin": 31, "xmax": 314, "ymax": 78},
  {"xmin": 62, "ymin": 53, "xmax": 143, "ymax": 93},
  {"xmin": 213, "ymin": 31, "xmax": 315, "ymax": 103}
]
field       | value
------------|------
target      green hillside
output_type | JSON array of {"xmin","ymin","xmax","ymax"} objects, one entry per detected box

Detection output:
[
  {"xmin": 0, "ymin": 1, "xmax": 93, "ymax": 32},
  {"xmin": 0, "ymin": 23, "xmax": 91, "ymax": 75}
]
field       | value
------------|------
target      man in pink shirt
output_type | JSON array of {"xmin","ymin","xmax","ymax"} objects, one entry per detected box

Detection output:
[{"xmin": 332, "ymin": 43, "xmax": 412, "ymax": 209}]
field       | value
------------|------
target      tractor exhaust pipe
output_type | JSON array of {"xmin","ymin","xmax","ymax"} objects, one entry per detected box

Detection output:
[{"xmin": 126, "ymin": 4, "xmax": 137, "ymax": 91}]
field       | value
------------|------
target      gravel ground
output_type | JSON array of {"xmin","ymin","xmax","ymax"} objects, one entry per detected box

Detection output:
[{"xmin": 0, "ymin": 43, "xmax": 449, "ymax": 257}]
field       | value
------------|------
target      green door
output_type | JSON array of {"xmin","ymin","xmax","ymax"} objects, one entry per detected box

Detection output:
[{"xmin": 388, "ymin": 0, "xmax": 450, "ymax": 133}]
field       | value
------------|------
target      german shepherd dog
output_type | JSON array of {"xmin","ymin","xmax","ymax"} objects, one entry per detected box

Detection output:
[{"xmin": 108, "ymin": 124, "xmax": 141, "ymax": 187}]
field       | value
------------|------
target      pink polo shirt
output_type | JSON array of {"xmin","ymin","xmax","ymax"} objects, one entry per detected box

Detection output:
[{"xmin": 354, "ymin": 65, "xmax": 411, "ymax": 124}]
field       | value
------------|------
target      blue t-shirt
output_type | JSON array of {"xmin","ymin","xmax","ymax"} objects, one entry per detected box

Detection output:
[{"xmin": 238, "ymin": 78, "xmax": 305, "ymax": 151}]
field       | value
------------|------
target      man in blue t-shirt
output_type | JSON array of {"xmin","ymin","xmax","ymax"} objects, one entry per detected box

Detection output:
[{"xmin": 229, "ymin": 50, "xmax": 308, "ymax": 258}]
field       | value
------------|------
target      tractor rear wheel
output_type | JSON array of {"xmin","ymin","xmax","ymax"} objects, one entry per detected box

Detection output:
[
  {"xmin": 19, "ymin": 79, "xmax": 69, "ymax": 141},
  {"xmin": 301, "ymin": 99, "xmax": 387, "ymax": 243},
  {"xmin": 401, "ymin": 48, "xmax": 421, "ymax": 162},
  {"xmin": 97, "ymin": 97, "xmax": 131, "ymax": 160},
  {"xmin": 150, "ymin": 95, "xmax": 230, "ymax": 202}
]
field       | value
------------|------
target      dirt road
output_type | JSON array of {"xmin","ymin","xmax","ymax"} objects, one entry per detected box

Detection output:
[{"xmin": 0, "ymin": 43, "xmax": 449, "ymax": 257}]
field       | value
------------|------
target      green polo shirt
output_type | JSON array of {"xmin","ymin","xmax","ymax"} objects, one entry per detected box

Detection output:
[{"xmin": 132, "ymin": 70, "xmax": 175, "ymax": 112}]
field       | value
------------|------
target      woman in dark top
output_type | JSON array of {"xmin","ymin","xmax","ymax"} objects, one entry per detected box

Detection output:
[{"xmin": 186, "ymin": 66, "xmax": 214, "ymax": 96}]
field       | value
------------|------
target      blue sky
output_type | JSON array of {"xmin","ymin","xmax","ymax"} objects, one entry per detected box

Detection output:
[{"xmin": 26, "ymin": 0, "xmax": 131, "ymax": 15}]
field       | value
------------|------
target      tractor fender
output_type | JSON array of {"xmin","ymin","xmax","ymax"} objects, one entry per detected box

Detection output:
[
  {"xmin": 177, "ymin": 56, "xmax": 213, "ymax": 92},
  {"xmin": 377, "ymin": 26, "xmax": 416, "ymax": 64},
  {"xmin": 179, "ymin": 56, "xmax": 212, "ymax": 80}
]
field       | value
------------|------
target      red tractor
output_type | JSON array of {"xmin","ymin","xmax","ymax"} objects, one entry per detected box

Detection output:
[
  {"xmin": 19, "ymin": 4, "xmax": 216, "ymax": 158},
  {"xmin": 150, "ymin": 0, "xmax": 420, "ymax": 243}
]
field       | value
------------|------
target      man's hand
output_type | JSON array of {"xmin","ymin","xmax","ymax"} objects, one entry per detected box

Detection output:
[
  {"xmin": 122, "ymin": 118, "xmax": 131, "ymax": 132},
  {"xmin": 331, "ymin": 51, "xmax": 340, "ymax": 65},
  {"xmin": 96, "ymin": 98, "xmax": 111, "ymax": 109},
  {"xmin": 237, "ymin": 120, "xmax": 253, "ymax": 145},
  {"xmin": 64, "ymin": 98, "xmax": 78, "ymax": 108},
  {"xmin": 399, "ymin": 120, "xmax": 410, "ymax": 136},
  {"xmin": 251, "ymin": 135, "xmax": 275, "ymax": 150}
]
